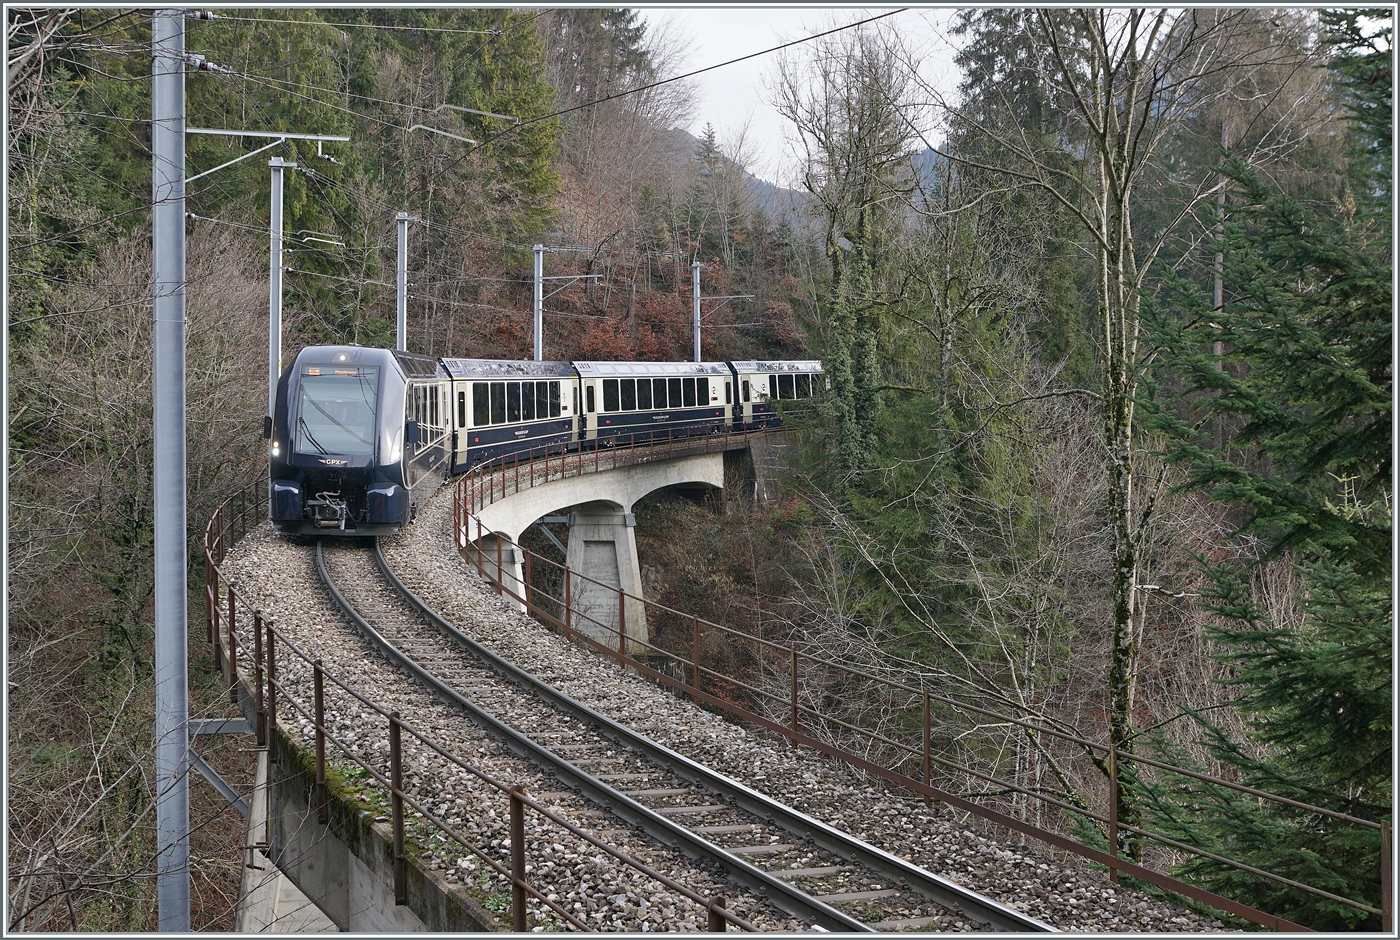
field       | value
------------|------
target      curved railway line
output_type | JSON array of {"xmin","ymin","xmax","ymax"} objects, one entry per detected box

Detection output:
[{"xmin": 317, "ymin": 535, "xmax": 1053, "ymax": 933}]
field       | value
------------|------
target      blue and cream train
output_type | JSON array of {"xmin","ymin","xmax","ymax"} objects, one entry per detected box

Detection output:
[{"xmin": 268, "ymin": 345, "xmax": 823, "ymax": 535}]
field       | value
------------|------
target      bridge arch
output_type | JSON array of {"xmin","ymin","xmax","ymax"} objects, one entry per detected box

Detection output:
[{"xmin": 467, "ymin": 451, "xmax": 726, "ymax": 649}]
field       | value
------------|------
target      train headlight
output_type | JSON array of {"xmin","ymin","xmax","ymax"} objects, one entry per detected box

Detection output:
[{"xmin": 271, "ymin": 440, "xmax": 281, "ymax": 458}]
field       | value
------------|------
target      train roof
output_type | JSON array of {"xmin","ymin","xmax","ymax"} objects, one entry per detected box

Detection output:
[
  {"xmin": 292, "ymin": 345, "xmax": 444, "ymax": 377},
  {"xmin": 440, "ymin": 358, "xmax": 574, "ymax": 379},
  {"xmin": 573, "ymin": 360, "xmax": 730, "ymax": 377},
  {"xmin": 729, "ymin": 360, "xmax": 824, "ymax": 373}
]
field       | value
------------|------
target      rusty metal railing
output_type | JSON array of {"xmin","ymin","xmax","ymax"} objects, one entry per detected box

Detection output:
[
  {"xmin": 452, "ymin": 434, "xmax": 1392, "ymax": 933},
  {"xmin": 204, "ymin": 477, "xmax": 750, "ymax": 932}
]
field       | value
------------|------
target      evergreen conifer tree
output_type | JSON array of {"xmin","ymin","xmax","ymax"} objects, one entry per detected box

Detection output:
[{"xmin": 1143, "ymin": 15, "xmax": 1391, "ymax": 927}]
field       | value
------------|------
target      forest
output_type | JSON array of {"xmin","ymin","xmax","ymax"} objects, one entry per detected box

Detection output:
[{"xmin": 6, "ymin": 7, "xmax": 1391, "ymax": 931}]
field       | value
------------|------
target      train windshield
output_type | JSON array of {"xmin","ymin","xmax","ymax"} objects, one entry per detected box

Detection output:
[{"xmin": 294, "ymin": 366, "xmax": 379, "ymax": 457}]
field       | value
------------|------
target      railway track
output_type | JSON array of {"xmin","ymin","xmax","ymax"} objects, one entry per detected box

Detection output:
[{"xmin": 316, "ymin": 536, "xmax": 1054, "ymax": 934}]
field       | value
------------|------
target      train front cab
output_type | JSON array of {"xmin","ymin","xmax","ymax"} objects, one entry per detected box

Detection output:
[
  {"xmin": 574, "ymin": 361, "xmax": 731, "ymax": 448},
  {"xmin": 443, "ymin": 358, "xmax": 577, "ymax": 472},
  {"xmin": 268, "ymin": 346, "xmax": 448, "ymax": 534},
  {"xmin": 728, "ymin": 360, "xmax": 825, "ymax": 430}
]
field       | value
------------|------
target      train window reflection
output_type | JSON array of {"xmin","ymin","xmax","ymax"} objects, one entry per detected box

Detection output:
[
  {"xmin": 490, "ymin": 382, "xmax": 505, "ymax": 424},
  {"xmin": 507, "ymin": 382, "xmax": 522, "ymax": 423},
  {"xmin": 549, "ymin": 381, "xmax": 562, "ymax": 418},
  {"xmin": 621, "ymin": 378, "xmax": 636, "ymax": 411},
  {"xmin": 697, "ymin": 377, "xmax": 709, "ymax": 404},
  {"xmin": 603, "ymin": 379, "xmax": 619, "ymax": 412},
  {"xmin": 654, "ymin": 379, "xmax": 668, "ymax": 408},
  {"xmin": 637, "ymin": 378, "xmax": 652, "ymax": 410},
  {"xmin": 294, "ymin": 368, "xmax": 379, "ymax": 457},
  {"xmin": 522, "ymin": 381, "xmax": 536, "ymax": 421}
]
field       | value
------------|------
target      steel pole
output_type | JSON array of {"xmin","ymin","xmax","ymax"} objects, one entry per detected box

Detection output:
[
  {"xmin": 396, "ymin": 211, "xmax": 409, "ymax": 351},
  {"xmin": 533, "ymin": 244, "xmax": 544, "ymax": 361},
  {"xmin": 691, "ymin": 259, "xmax": 701, "ymax": 363},
  {"xmin": 151, "ymin": 9, "xmax": 190, "ymax": 930},
  {"xmin": 268, "ymin": 157, "xmax": 291, "ymax": 419}
]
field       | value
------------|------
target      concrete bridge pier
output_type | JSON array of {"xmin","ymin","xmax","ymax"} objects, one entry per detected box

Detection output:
[{"xmin": 565, "ymin": 503, "xmax": 647, "ymax": 654}]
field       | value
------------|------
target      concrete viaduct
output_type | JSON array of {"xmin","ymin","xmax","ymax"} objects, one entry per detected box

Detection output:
[{"xmin": 469, "ymin": 449, "xmax": 725, "ymax": 652}]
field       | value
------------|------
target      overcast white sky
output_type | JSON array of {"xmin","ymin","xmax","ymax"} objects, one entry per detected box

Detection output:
[{"xmin": 637, "ymin": 6, "xmax": 963, "ymax": 186}]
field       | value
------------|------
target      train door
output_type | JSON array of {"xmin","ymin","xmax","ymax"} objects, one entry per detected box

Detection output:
[
  {"xmin": 582, "ymin": 379, "xmax": 599, "ymax": 441},
  {"xmin": 453, "ymin": 380, "xmax": 469, "ymax": 470}
]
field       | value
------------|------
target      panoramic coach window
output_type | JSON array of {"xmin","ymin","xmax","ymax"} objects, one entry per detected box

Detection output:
[
  {"xmin": 797, "ymin": 374, "xmax": 811, "ymax": 399},
  {"xmin": 620, "ymin": 378, "xmax": 636, "ymax": 411},
  {"xmin": 682, "ymin": 377, "xmax": 696, "ymax": 407},
  {"xmin": 637, "ymin": 377, "xmax": 652, "ymax": 410},
  {"xmin": 779, "ymin": 373, "xmax": 795, "ymax": 399},
  {"xmin": 603, "ymin": 379, "xmax": 620, "ymax": 412},
  {"xmin": 548, "ymin": 381, "xmax": 561, "ymax": 418},
  {"xmin": 768, "ymin": 375, "xmax": 778, "ymax": 400},
  {"xmin": 698, "ymin": 377, "xmax": 709, "ymax": 403},
  {"xmin": 521, "ymin": 381, "xmax": 535, "ymax": 421},
  {"xmin": 506, "ymin": 382, "xmax": 522, "ymax": 423},
  {"xmin": 473, "ymin": 384, "xmax": 489, "ymax": 427},
  {"xmin": 295, "ymin": 365, "xmax": 379, "ymax": 457},
  {"xmin": 651, "ymin": 378, "xmax": 665, "ymax": 409},
  {"xmin": 489, "ymin": 382, "xmax": 506, "ymax": 425}
]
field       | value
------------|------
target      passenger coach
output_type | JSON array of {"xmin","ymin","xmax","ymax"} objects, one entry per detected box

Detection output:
[
  {"xmin": 443, "ymin": 358, "xmax": 576, "ymax": 473},
  {"xmin": 576, "ymin": 360, "xmax": 731, "ymax": 446}
]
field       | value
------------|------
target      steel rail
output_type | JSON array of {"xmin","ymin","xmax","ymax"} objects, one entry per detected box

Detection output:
[
  {"xmin": 370, "ymin": 540, "xmax": 1056, "ymax": 933},
  {"xmin": 314, "ymin": 542, "xmax": 874, "ymax": 933}
]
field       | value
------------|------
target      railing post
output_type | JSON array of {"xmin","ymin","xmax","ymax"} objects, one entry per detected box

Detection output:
[
  {"xmin": 389, "ymin": 712, "xmax": 406, "ymax": 905},
  {"xmin": 266, "ymin": 620, "xmax": 277, "ymax": 764},
  {"xmin": 706, "ymin": 895, "xmax": 726, "ymax": 932},
  {"xmin": 495, "ymin": 536, "xmax": 503, "ymax": 596},
  {"xmin": 923, "ymin": 691, "xmax": 931, "ymax": 808},
  {"xmin": 227, "ymin": 583, "xmax": 238, "ymax": 703},
  {"xmin": 253, "ymin": 611, "xmax": 265, "ymax": 746},
  {"xmin": 314, "ymin": 660, "xmax": 326, "ymax": 825},
  {"xmin": 1382, "ymin": 821, "xmax": 1392, "ymax": 932},
  {"xmin": 790, "ymin": 649, "xmax": 799, "ymax": 735},
  {"xmin": 205, "ymin": 559, "xmax": 215, "ymax": 644},
  {"xmin": 618, "ymin": 591, "xmax": 627, "ymax": 665},
  {"xmin": 509, "ymin": 785, "xmax": 527, "ymax": 932},
  {"xmin": 524, "ymin": 550, "xmax": 533, "ymax": 616},
  {"xmin": 564, "ymin": 568, "xmax": 572, "ymax": 639},
  {"xmin": 213, "ymin": 577, "xmax": 224, "ymax": 674},
  {"xmin": 1108, "ymin": 747, "xmax": 1119, "ymax": 884},
  {"xmin": 692, "ymin": 614, "xmax": 701, "ymax": 699}
]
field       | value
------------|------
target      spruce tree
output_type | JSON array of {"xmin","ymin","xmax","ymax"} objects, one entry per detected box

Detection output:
[{"xmin": 1143, "ymin": 14, "xmax": 1391, "ymax": 926}]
